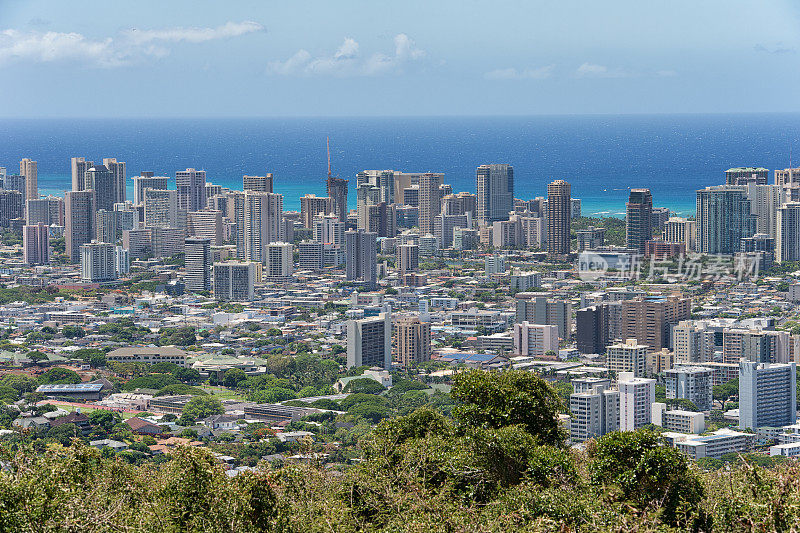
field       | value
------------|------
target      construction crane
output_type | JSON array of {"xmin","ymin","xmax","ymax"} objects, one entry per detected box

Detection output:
[{"xmin": 327, "ymin": 136, "xmax": 332, "ymax": 179}]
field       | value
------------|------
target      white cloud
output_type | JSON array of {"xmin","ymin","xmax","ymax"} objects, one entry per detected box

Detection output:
[
  {"xmin": 484, "ymin": 65, "xmax": 553, "ymax": 80},
  {"xmin": 0, "ymin": 21, "xmax": 263, "ymax": 68},
  {"xmin": 123, "ymin": 21, "xmax": 263, "ymax": 45},
  {"xmin": 656, "ymin": 69, "xmax": 677, "ymax": 77},
  {"xmin": 575, "ymin": 62, "xmax": 635, "ymax": 78},
  {"xmin": 267, "ymin": 34, "xmax": 426, "ymax": 77},
  {"xmin": 0, "ymin": 29, "xmax": 121, "ymax": 67}
]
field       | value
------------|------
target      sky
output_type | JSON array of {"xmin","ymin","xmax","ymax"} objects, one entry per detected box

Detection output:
[{"xmin": 1, "ymin": 0, "xmax": 799, "ymax": 117}]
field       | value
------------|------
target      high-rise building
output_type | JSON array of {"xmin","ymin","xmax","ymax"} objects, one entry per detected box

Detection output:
[
  {"xmin": 620, "ymin": 296, "xmax": 691, "ymax": 351},
  {"xmin": 696, "ymin": 185, "xmax": 757, "ymax": 254},
  {"xmin": 607, "ymin": 339, "xmax": 649, "ymax": 377},
  {"xmin": 23, "ymin": 223, "xmax": 49, "ymax": 265},
  {"xmin": 265, "ymin": 242, "xmax": 293, "ymax": 280},
  {"xmin": 0, "ymin": 190, "xmax": 23, "ymax": 228},
  {"xmin": 240, "ymin": 191, "xmax": 284, "ymax": 263},
  {"xmin": 619, "ymin": 372, "xmax": 656, "ymax": 431},
  {"xmin": 300, "ymin": 194, "xmax": 334, "ymax": 228},
  {"xmin": 243, "ymin": 174, "xmax": 273, "ymax": 193},
  {"xmin": 133, "ymin": 174, "xmax": 169, "ymax": 207},
  {"xmin": 745, "ymin": 184, "xmax": 783, "ymax": 239},
  {"xmin": 665, "ymin": 366, "xmax": 713, "ymax": 411},
  {"xmin": 776, "ymin": 167, "xmax": 800, "ymax": 187},
  {"xmin": 176, "ymin": 168, "xmax": 207, "ymax": 212},
  {"xmin": 65, "ymin": 191, "xmax": 94, "ymax": 263},
  {"xmin": 103, "ymin": 158, "xmax": 127, "ymax": 203},
  {"xmin": 185, "ymin": 237, "xmax": 212, "ymax": 293},
  {"xmin": 95, "ymin": 210, "xmax": 118, "ymax": 244},
  {"xmin": 672, "ymin": 321, "xmax": 716, "ymax": 364},
  {"xmin": 515, "ymin": 293, "xmax": 572, "ymax": 342},
  {"xmin": 513, "ymin": 322, "xmax": 558, "ymax": 357},
  {"xmin": 327, "ymin": 176, "xmax": 349, "ymax": 224},
  {"xmin": 441, "ymin": 192, "xmax": 478, "ymax": 219},
  {"xmin": 71, "ymin": 157, "xmax": 94, "ymax": 191},
  {"xmin": 26, "ymin": 196, "xmax": 64, "ymax": 226},
  {"xmin": 85, "ymin": 164, "xmax": 116, "ymax": 212},
  {"xmin": 347, "ymin": 312, "xmax": 392, "ymax": 369},
  {"xmin": 739, "ymin": 361, "xmax": 796, "ymax": 429},
  {"xmin": 80, "ymin": 242, "xmax": 117, "ymax": 282},
  {"xmin": 777, "ymin": 202, "xmax": 800, "ymax": 263},
  {"xmin": 575, "ymin": 226, "xmax": 605, "ymax": 252},
  {"xmin": 364, "ymin": 202, "xmax": 396, "ymax": 238},
  {"xmin": 418, "ymin": 173, "xmax": 443, "ymax": 235},
  {"xmin": 345, "ymin": 229, "xmax": 377, "ymax": 289},
  {"xmin": 725, "ymin": 167, "xmax": 768, "ymax": 185},
  {"xmin": 663, "ymin": 217, "xmax": 697, "ymax": 252},
  {"xmin": 546, "ymin": 180, "xmax": 571, "ymax": 256},
  {"xmin": 626, "ymin": 189, "xmax": 653, "ymax": 253},
  {"xmin": 143, "ymin": 189, "xmax": 182, "ymax": 229},
  {"xmin": 213, "ymin": 262, "xmax": 256, "ymax": 301},
  {"xmin": 19, "ymin": 158, "xmax": 37, "ymax": 203},
  {"xmin": 187, "ymin": 210, "xmax": 223, "ymax": 245},
  {"xmin": 434, "ymin": 212, "xmax": 471, "ymax": 248},
  {"xmin": 397, "ymin": 244, "xmax": 419, "ymax": 275},
  {"xmin": 356, "ymin": 183, "xmax": 382, "ymax": 230},
  {"xmin": 356, "ymin": 170, "xmax": 395, "ymax": 204},
  {"xmin": 570, "ymin": 382, "xmax": 620, "ymax": 443},
  {"xmin": 298, "ymin": 241, "xmax": 325, "ymax": 270},
  {"xmin": 393, "ymin": 316, "xmax": 432, "ymax": 366},
  {"xmin": 476, "ymin": 164, "xmax": 514, "ymax": 226},
  {"xmin": 485, "ymin": 254, "xmax": 506, "ymax": 275},
  {"xmin": 576, "ymin": 304, "xmax": 611, "ymax": 355},
  {"xmin": 312, "ymin": 213, "xmax": 345, "ymax": 246}
]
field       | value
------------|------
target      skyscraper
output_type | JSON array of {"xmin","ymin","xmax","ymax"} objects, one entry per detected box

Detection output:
[
  {"xmin": 243, "ymin": 174, "xmax": 273, "ymax": 193},
  {"xmin": 696, "ymin": 185, "xmax": 757, "ymax": 254},
  {"xmin": 187, "ymin": 210, "xmax": 223, "ymax": 245},
  {"xmin": 620, "ymin": 296, "xmax": 691, "ymax": 351},
  {"xmin": 143, "ymin": 189, "xmax": 182, "ymax": 229},
  {"xmin": 103, "ymin": 158, "xmax": 127, "ymax": 203},
  {"xmin": 393, "ymin": 316, "xmax": 432, "ymax": 366},
  {"xmin": 626, "ymin": 188, "xmax": 653, "ymax": 253},
  {"xmin": 418, "ymin": 173, "xmax": 442, "ymax": 235},
  {"xmin": 312, "ymin": 213, "xmax": 345, "ymax": 246},
  {"xmin": 26, "ymin": 196, "xmax": 64, "ymax": 226},
  {"xmin": 397, "ymin": 243, "xmax": 419, "ymax": 274},
  {"xmin": 619, "ymin": 372, "xmax": 656, "ymax": 431},
  {"xmin": 777, "ymin": 202, "xmax": 800, "ymax": 263},
  {"xmin": 300, "ymin": 194, "xmax": 334, "ymax": 228},
  {"xmin": 0, "ymin": 190, "xmax": 23, "ymax": 228},
  {"xmin": 345, "ymin": 229, "xmax": 377, "ymax": 289},
  {"xmin": 133, "ymin": 174, "xmax": 169, "ymax": 206},
  {"xmin": 19, "ymin": 158, "xmax": 37, "ymax": 203},
  {"xmin": 327, "ymin": 176, "xmax": 349, "ymax": 223},
  {"xmin": 240, "ymin": 191, "xmax": 284, "ymax": 263},
  {"xmin": 356, "ymin": 170, "xmax": 395, "ymax": 203},
  {"xmin": 347, "ymin": 312, "xmax": 392, "ymax": 369},
  {"xmin": 86, "ymin": 164, "xmax": 115, "ymax": 212},
  {"xmin": 71, "ymin": 157, "xmax": 94, "ymax": 191},
  {"xmin": 65, "ymin": 191, "xmax": 94, "ymax": 263},
  {"xmin": 176, "ymin": 168, "xmax": 207, "ymax": 212},
  {"xmin": 739, "ymin": 361, "xmax": 796, "ymax": 429},
  {"xmin": 476, "ymin": 164, "xmax": 514, "ymax": 226},
  {"xmin": 185, "ymin": 237, "xmax": 212, "ymax": 292},
  {"xmin": 23, "ymin": 223, "xmax": 49, "ymax": 266},
  {"xmin": 213, "ymin": 262, "xmax": 256, "ymax": 301},
  {"xmin": 546, "ymin": 180, "xmax": 571, "ymax": 256},
  {"xmin": 725, "ymin": 167, "xmax": 768, "ymax": 185},
  {"xmin": 265, "ymin": 242, "xmax": 293, "ymax": 279},
  {"xmin": 80, "ymin": 242, "xmax": 118, "ymax": 282}
]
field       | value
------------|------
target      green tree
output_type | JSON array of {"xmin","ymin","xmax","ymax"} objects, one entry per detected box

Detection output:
[
  {"xmin": 223, "ymin": 368, "xmax": 247, "ymax": 388},
  {"xmin": 343, "ymin": 378, "xmax": 386, "ymax": 394},
  {"xmin": 182, "ymin": 395, "xmax": 224, "ymax": 420},
  {"xmin": 451, "ymin": 369, "xmax": 565, "ymax": 446},
  {"xmin": 62, "ymin": 325, "xmax": 86, "ymax": 339},
  {"xmin": 38, "ymin": 367, "xmax": 82, "ymax": 385},
  {"xmin": 589, "ymin": 430, "xmax": 707, "ymax": 528}
]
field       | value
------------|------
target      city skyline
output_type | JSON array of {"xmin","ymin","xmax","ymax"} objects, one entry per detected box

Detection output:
[{"xmin": 1, "ymin": 1, "xmax": 800, "ymax": 117}]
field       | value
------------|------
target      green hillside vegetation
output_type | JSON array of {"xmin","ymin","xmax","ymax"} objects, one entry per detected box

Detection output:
[{"xmin": 0, "ymin": 369, "xmax": 798, "ymax": 531}]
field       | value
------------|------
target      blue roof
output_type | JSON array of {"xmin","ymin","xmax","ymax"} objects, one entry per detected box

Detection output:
[{"xmin": 36, "ymin": 383, "xmax": 104, "ymax": 393}]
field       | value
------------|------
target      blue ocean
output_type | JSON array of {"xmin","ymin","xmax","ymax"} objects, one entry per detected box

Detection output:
[{"xmin": 1, "ymin": 114, "xmax": 799, "ymax": 217}]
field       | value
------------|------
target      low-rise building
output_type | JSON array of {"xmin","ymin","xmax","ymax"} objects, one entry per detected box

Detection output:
[{"xmin": 673, "ymin": 428, "xmax": 755, "ymax": 459}]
